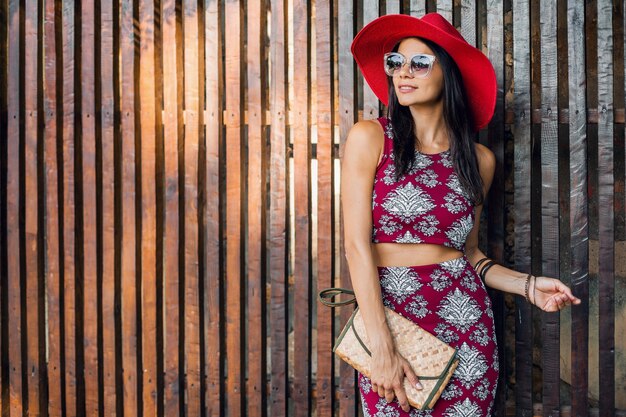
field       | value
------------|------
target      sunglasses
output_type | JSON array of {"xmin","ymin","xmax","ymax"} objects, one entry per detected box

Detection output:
[{"xmin": 383, "ymin": 52, "xmax": 437, "ymax": 78}]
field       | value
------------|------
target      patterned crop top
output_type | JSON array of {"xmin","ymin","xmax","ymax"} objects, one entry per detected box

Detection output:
[{"xmin": 371, "ymin": 117, "xmax": 475, "ymax": 251}]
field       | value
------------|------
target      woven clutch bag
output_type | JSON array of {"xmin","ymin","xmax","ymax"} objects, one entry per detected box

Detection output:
[{"xmin": 319, "ymin": 288, "xmax": 459, "ymax": 411}]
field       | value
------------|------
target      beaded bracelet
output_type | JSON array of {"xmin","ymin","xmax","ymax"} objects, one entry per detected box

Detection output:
[{"xmin": 524, "ymin": 273, "xmax": 532, "ymax": 303}]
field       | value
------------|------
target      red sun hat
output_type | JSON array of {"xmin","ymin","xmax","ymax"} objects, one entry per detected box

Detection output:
[{"xmin": 351, "ymin": 13, "xmax": 497, "ymax": 131}]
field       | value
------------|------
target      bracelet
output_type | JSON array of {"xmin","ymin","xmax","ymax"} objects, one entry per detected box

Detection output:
[
  {"xmin": 524, "ymin": 273, "xmax": 532, "ymax": 303},
  {"xmin": 532, "ymin": 275, "xmax": 537, "ymax": 305},
  {"xmin": 479, "ymin": 260, "xmax": 496, "ymax": 282},
  {"xmin": 474, "ymin": 257, "xmax": 490, "ymax": 271}
]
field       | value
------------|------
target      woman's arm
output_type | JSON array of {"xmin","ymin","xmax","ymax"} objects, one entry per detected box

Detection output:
[
  {"xmin": 341, "ymin": 120, "xmax": 420, "ymax": 411},
  {"xmin": 464, "ymin": 143, "xmax": 581, "ymax": 311}
]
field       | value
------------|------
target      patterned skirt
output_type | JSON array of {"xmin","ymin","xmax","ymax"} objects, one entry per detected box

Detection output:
[{"xmin": 359, "ymin": 255, "xmax": 499, "ymax": 417}]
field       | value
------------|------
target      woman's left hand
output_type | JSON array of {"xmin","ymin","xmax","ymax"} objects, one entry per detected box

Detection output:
[{"xmin": 531, "ymin": 276, "xmax": 582, "ymax": 312}]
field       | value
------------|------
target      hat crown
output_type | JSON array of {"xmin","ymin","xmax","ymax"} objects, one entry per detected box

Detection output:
[{"xmin": 421, "ymin": 13, "xmax": 467, "ymax": 45}]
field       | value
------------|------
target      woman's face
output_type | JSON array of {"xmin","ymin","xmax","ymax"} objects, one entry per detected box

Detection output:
[{"xmin": 391, "ymin": 37, "xmax": 444, "ymax": 107}]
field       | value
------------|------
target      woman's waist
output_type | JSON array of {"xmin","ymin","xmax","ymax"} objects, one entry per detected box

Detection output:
[{"xmin": 371, "ymin": 242, "xmax": 464, "ymax": 267}]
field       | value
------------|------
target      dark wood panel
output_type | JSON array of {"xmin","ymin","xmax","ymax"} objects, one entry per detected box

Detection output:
[
  {"xmin": 7, "ymin": 0, "xmax": 23, "ymax": 414},
  {"xmin": 182, "ymin": 0, "xmax": 202, "ymax": 413},
  {"xmin": 138, "ymin": 0, "xmax": 158, "ymax": 414},
  {"xmin": 79, "ymin": 0, "xmax": 100, "ymax": 413},
  {"xmin": 99, "ymin": 0, "xmax": 117, "ymax": 413},
  {"xmin": 315, "ymin": 0, "xmax": 335, "ymax": 411},
  {"xmin": 61, "ymin": 0, "xmax": 78, "ymax": 414},
  {"xmin": 120, "ymin": 0, "xmax": 139, "ymax": 413},
  {"xmin": 512, "ymin": 0, "xmax": 533, "ymax": 414},
  {"xmin": 539, "ymin": 0, "xmax": 561, "ymax": 414},
  {"xmin": 268, "ymin": 0, "xmax": 288, "ymax": 412},
  {"xmin": 161, "ymin": 0, "xmax": 181, "ymax": 414},
  {"xmin": 43, "ymin": 0, "xmax": 63, "ymax": 413},
  {"xmin": 567, "ymin": 0, "xmax": 589, "ymax": 415},
  {"xmin": 246, "ymin": 0, "xmax": 267, "ymax": 415},
  {"xmin": 24, "ymin": 0, "xmax": 41, "ymax": 413},
  {"xmin": 224, "ymin": 0, "xmax": 243, "ymax": 413},
  {"xmin": 204, "ymin": 0, "xmax": 222, "ymax": 413},
  {"xmin": 596, "ymin": 1, "xmax": 615, "ymax": 416}
]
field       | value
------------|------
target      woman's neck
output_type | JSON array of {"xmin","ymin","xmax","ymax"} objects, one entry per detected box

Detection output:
[{"xmin": 408, "ymin": 102, "xmax": 449, "ymax": 150}]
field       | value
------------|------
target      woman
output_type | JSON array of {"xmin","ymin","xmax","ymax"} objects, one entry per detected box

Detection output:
[{"xmin": 342, "ymin": 13, "xmax": 581, "ymax": 416}]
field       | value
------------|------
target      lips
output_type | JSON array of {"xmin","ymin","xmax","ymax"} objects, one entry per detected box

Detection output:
[{"xmin": 398, "ymin": 85, "xmax": 417, "ymax": 93}]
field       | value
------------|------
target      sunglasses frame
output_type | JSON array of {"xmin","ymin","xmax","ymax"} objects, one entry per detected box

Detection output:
[{"xmin": 383, "ymin": 52, "xmax": 437, "ymax": 78}]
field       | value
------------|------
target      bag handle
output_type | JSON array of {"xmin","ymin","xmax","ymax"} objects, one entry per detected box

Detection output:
[{"xmin": 318, "ymin": 288, "xmax": 356, "ymax": 307}]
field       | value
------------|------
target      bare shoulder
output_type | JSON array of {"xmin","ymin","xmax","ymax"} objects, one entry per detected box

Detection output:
[
  {"xmin": 343, "ymin": 119, "xmax": 385, "ymax": 169},
  {"xmin": 474, "ymin": 142, "xmax": 496, "ymax": 175}
]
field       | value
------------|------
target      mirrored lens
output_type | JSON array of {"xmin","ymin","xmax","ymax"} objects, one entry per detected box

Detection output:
[
  {"xmin": 384, "ymin": 53, "xmax": 404, "ymax": 76},
  {"xmin": 410, "ymin": 55, "xmax": 432, "ymax": 76}
]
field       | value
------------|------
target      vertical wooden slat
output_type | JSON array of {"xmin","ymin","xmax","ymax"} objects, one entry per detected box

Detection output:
[
  {"xmin": 293, "ymin": 0, "xmax": 311, "ymax": 410},
  {"xmin": 512, "ymin": 0, "xmax": 533, "ymax": 415},
  {"xmin": 138, "ymin": 0, "xmax": 158, "ymax": 413},
  {"xmin": 386, "ymin": 0, "xmax": 400, "ymax": 16},
  {"xmin": 437, "ymin": 0, "xmax": 453, "ymax": 22},
  {"xmin": 24, "ymin": 0, "xmax": 40, "ymax": 413},
  {"xmin": 204, "ymin": 0, "xmax": 221, "ymax": 413},
  {"xmin": 99, "ymin": 0, "xmax": 117, "ymax": 413},
  {"xmin": 567, "ymin": 0, "xmax": 589, "ymax": 415},
  {"xmin": 362, "ymin": 0, "xmax": 379, "ymax": 121},
  {"xmin": 539, "ymin": 0, "xmax": 560, "ymax": 415},
  {"xmin": 7, "ymin": 0, "xmax": 23, "ymax": 414},
  {"xmin": 338, "ymin": 0, "xmax": 356, "ymax": 413},
  {"xmin": 460, "ymin": 0, "xmax": 476, "ymax": 46},
  {"xmin": 409, "ymin": 0, "xmax": 426, "ymax": 16},
  {"xmin": 246, "ymin": 0, "xmax": 266, "ymax": 415},
  {"xmin": 61, "ymin": 0, "xmax": 77, "ymax": 413},
  {"xmin": 486, "ymin": 1, "xmax": 506, "ymax": 415},
  {"xmin": 0, "ymin": 0, "xmax": 7, "ymax": 410},
  {"xmin": 596, "ymin": 1, "xmax": 614, "ymax": 415},
  {"xmin": 79, "ymin": 0, "xmax": 99, "ymax": 413},
  {"xmin": 120, "ymin": 0, "xmax": 138, "ymax": 413},
  {"xmin": 269, "ymin": 0, "xmax": 288, "ymax": 409},
  {"xmin": 161, "ymin": 0, "xmax": 181, "ymax": 413},
  {"xmin": 43, "ymin": 0, "xmax": 62, "ymax": 413},
  {"xmin": 315, "ymin": 0, "xmax": 334, "ymax": 411},
  {"xmin": 183, "ymin": 0, "xmax": 201, "ymax": 413}
]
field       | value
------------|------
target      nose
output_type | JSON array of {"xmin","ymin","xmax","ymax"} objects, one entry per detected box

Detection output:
[{"xmin": 397, "ymin": 61, "xmax": 414, "ymax": 78}]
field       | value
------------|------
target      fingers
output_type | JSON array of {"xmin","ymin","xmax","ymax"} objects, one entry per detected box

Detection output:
[
  {"xmin": 394, "ymin": 385, "xmax": 410, "ymax": 412},
  {"xmin": 384, "ymin": 386, "xmax": 395, "ymax": 404},
  {"xmin": 402, "ymin": 361, "xmax": 423, "ymax": 391}
]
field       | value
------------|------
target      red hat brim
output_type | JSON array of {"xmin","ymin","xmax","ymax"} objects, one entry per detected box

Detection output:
[{"xmin": 351, "ymin": 13, "xmax": 497, "ymax": 131}]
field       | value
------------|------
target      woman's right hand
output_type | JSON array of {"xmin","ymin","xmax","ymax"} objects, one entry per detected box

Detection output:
[{"xmin": 370, "ymin": 347, "xmax": 423, "ymax": 412}]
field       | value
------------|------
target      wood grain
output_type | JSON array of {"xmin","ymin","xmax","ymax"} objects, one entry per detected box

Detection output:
[
  {"xmin": 269, "ymin": 0, "xmax": 288, "ymax": 410},
  {"xmin": 246, "ymin": 0, "xmax": 266, "ymax": 415},
  {"xmin": 120, "ymin": 0, "xmax": 138, "ymax": 413},
  {"xmin": 204, "ymin": 0, "xmax": 222, "ymax": 413},
  {"xmin": 24, "ymin": 0, "xmax": 40, "ymax": 413},
  {"xmin": 567, "ymin": 0, "xmax": 589, "ymax": 415},
  {"xmin": 315, "ymin": 0, "xmax": 335, "ymax": 412},
  {"xmin": 183, "ymin": 0, "xmax": 202, "ymax": 413}
]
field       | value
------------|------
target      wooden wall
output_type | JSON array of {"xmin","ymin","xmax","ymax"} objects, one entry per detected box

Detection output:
[{"xmin": 0, "ymin": 0, "xmax": 624, "ymax": 416}]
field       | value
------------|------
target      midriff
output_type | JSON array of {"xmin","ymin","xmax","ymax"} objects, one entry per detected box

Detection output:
[{"xmin": 371, "ymin": 242, "xmax": 464, "ymax": 267}]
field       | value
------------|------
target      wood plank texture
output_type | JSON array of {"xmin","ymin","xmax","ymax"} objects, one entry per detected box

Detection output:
[
  {"xmin": 204, "ymin": 0, "xmax": 222, "ymax": 413},
  {"xmin": 43, "ymin": 0, "xmax": 63, "ymax": 413},
  {"xmin": 120, "ymin": 0, "xmax": 138, "ymax": 413},
  {"xmin": 567, "ymin": 0, "xmax": 589, "ymax": 415},
  {"xmin": 596, "ymin": 1, "xmax": 615, "ymax": 416},
  {"xmin": 99, "ymin": 0, "xmax": 117, "ymax": 413},
  {"xmin": 269, "ymin": 0, "xmax": 288, "ymax": 411},
  {"xmin": 224, "ymin": 0, "xmax": 243, "ymax": 413},
  {"xmin": 246, "ymin": 0, "xmax": 266, "ymax": 415},
  {"xmin": 7, "ymin": 0, "xmax": 23, "ymax": 414},
  {"xmin": 138, "ymin": 0, "xmax": 158, "ymax": 414},
  {"xmin": 3, "ymin": 1, "xmax": 626, "ymax": 416},
  {"xmin": 315, "ymin": 0, "xmax": 335, "ymax": 411},
  {"xmin": 183, "ymin": 0, "xmax": 201, "ymax": 413},
  {"xmin": 512, "ymin": 0, "xmax": 533, "ymax": 415},
  {"xmin": 24, "ymin": 0, "xmax": 40, "ymax": 413},
  {"xmin": 161, "ymin": 0, "xmax": 181, "ymax": 414}
]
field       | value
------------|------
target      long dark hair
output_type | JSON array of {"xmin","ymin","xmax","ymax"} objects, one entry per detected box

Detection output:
[{"xmin": 387, "ymin": 37, "xmax": 484, "ymax": 206}]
